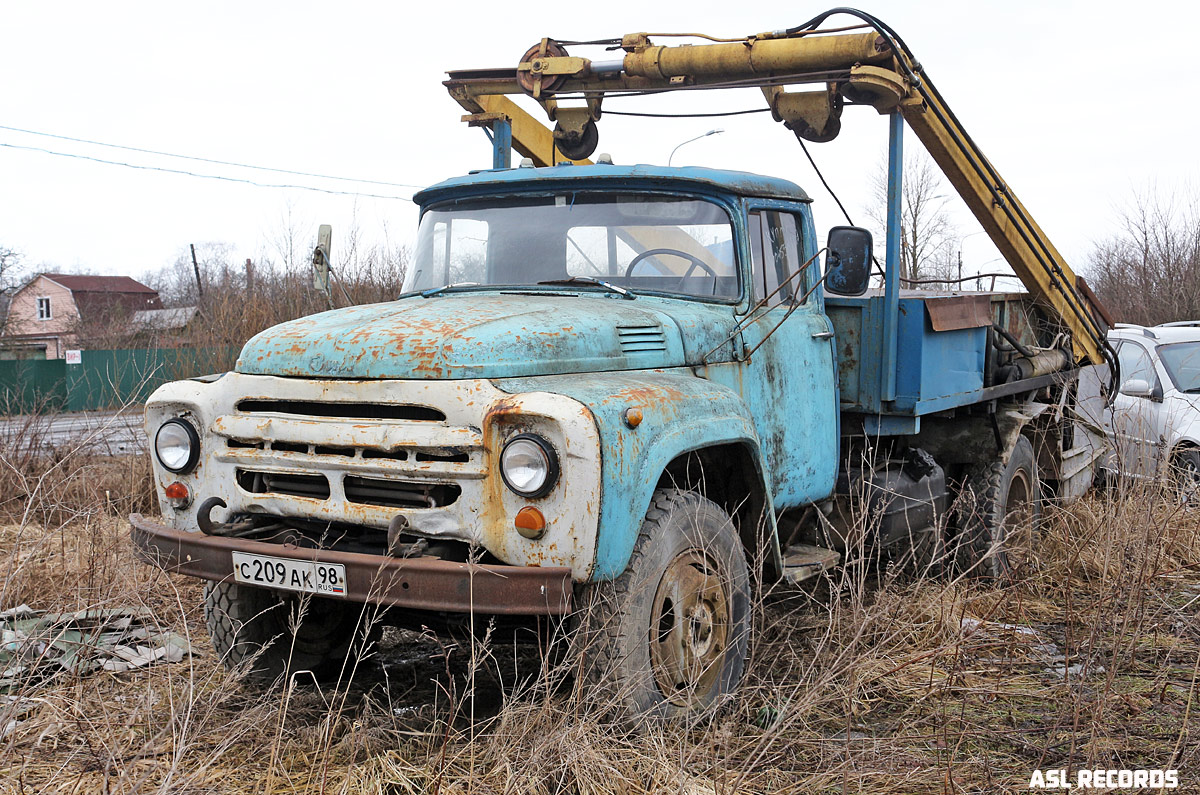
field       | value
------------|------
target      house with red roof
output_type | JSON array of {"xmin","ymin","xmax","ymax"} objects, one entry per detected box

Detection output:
[{"xmin": 1, "ymin": 273, "xmax": 162, "ymax": 359}]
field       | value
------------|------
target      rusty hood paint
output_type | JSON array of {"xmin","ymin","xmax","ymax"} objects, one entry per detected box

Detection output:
[{"xmin": 235, "ymin": 292, "xmax": 716, "ymax": 379}]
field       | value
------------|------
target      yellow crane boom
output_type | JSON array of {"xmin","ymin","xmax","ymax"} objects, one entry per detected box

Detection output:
[{"xmin": 443, "ymin": 9, "xmax": 1112, "ymax": 368}]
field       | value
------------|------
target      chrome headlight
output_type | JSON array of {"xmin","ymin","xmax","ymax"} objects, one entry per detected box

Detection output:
[
  {"xmin": 154, "ymin": 418, "xmax": 200, "ymax": 474},
  {"xmin": 499, "ymin": 434, "xmax": 559, "ymax": 498}
]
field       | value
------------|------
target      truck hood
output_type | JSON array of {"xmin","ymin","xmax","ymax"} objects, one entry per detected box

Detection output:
[{"xmin": 236, "ymin": 293, "xmax": 707, "ymax": 379}]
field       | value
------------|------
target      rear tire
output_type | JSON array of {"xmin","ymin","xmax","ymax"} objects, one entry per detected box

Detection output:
[
  {"xmin": 575, "ymin": 489, "xmax": 751, "ymax": 720},
  {"xmin": 204, "ymin": 581, "xmax": 378, "ymax": 682},
  {"xmin": 952, "ymin": 435, "xmax": 1041, "ymax": 579},
  {"xmin": 1170, "ymin": 448, "xmax": 1200, "ymax": 504}
]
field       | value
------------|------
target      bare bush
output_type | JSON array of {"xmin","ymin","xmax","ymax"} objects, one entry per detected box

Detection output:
[
  {"xmin": 0, "ymin": 399, "xmax": 155, "ymax": 529},
  {"xmin": 138, "ymin": 233, "xmax": 410, "ymax": 349}
]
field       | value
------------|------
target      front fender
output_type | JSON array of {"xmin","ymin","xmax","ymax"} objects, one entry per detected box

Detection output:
[
  {"xmin": 1164, "ymin": 396, "xmax": 1200, "ymax": 459},
  {"xmin": 495, "ymin": 368, "xmax": 771, "ymax": 581}
]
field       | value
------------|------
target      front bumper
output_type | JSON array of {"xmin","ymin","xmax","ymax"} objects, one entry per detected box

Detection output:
[{"xmin": 129, "ymin": 514, "xmax": 573, "ymax": 615}]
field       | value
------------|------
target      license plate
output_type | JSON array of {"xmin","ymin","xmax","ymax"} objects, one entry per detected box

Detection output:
[{"xmin": 231, "ymin": 552, "xmax": 347, "ymax": 597}]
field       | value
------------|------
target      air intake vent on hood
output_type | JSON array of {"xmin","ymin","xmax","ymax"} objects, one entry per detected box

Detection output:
[{"xmin": 618, "ymin": 325, "xmax": 667, "ymax": 355}]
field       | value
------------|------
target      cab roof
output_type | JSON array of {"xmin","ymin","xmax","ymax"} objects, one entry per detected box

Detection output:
[{"xmin": 413, "ymin": 163, "xmax": 812, "ymax": 207}]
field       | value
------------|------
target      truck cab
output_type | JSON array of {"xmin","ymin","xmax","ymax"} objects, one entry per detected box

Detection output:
[{"xmin": 137, "ymin": 165, "xmax": 846, "ymax": 565}]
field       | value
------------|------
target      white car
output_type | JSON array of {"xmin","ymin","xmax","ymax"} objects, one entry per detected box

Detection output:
[{"xmin": 1103, "ymin": 323, "xmax": 1200, "ymax": 481}]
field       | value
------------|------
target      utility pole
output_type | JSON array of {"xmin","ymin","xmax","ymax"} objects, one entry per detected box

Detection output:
[
  {"xmin": 958, "ymin": 230, "xmax": 987, "ymax": 292},
  {"xmin": 190, "ymin": 244, "xmax": 204, "ymax": 297}
]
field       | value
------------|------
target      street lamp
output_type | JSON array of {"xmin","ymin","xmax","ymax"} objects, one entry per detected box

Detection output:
[
  {"xmin": 668, "ymin": 129, "xmax": 724, "ymax": 166},
  {"xmin": 958, "ymin": 229, "xmax": 988, "ymax": 287}
]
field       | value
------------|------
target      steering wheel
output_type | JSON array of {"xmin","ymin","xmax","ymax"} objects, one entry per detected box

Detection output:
[{"xmin": 624, "ymin": 248, "xmax": 720, "ymax": 292}]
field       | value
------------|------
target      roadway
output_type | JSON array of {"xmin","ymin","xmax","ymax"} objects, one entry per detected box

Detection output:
[{"xmin": 0, "ymin": 409, "xmax": 147, "ymax": 456}]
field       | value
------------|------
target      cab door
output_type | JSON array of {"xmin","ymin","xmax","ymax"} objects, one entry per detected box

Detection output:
[{"xmin": 732, "ymin": 205, "xmax": 839, "ymax": 508}]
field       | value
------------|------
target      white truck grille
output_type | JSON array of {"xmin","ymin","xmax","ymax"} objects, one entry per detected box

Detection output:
[{"xmin": 146, "ymin": 372, "xmax": 602, "ymax": 578}]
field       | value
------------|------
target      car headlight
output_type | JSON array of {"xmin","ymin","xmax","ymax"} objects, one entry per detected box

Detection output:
[
  {"xmin": 154, "ymin": 418, "xmax": 200, "ymax": 474},
  {"xmin": 499, "ymin": 434, "xmax": 559, "ymax": 498}
]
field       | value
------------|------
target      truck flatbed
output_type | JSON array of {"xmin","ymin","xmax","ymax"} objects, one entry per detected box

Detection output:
[{"xmin": 827, "ymin": 289, "xmax": 1058, "ymax": 430}]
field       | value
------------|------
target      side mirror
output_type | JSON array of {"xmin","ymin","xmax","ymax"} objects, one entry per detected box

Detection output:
[
  {"xmin": 824, "ymin": 226, "xmax": 872, "ymax": 296},
  {"xmin": 1119, "ymin": 378, "xmax": 1154, "ymax": 399}
]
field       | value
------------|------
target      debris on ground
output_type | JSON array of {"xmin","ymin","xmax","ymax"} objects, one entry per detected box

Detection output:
[
  {"xmin": 959, "ymin": 616, "xmax": 1061, "ymax": 658},
  {"xmin": 1044, "ymin": 662, "xmax": 1105, "ymax": 678},
  {"xmin": 0, "ymin": 694, "xmax": 40, "ymax": 739},
  {"xmin": 960, "ymin": 616, "xmax": 1109, "ymax": 678},
  {"xmin": 1, "ymin": 605, "xmax": 191, "ymax": 692}
]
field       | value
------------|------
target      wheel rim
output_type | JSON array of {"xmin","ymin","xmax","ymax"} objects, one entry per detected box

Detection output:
[
  {"xmin": 1000, "ymin": 467, "xmax": 1036, "ymax": 573},
  {"xmin": 649, "ymin": 549, "xmax": 730, "ymax": 707}
]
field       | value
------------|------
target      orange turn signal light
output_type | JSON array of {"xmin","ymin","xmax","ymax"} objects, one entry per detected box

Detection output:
[
  {"xmin": 624, "ymin": 407, "xmax": 643, "ymax": 428},
  {"xmin": 164, "ymin": 482, "xmax": 189, "ymax": 500},
  {"xmin": 514, "ymin": 506, "xmax": 547, "ymax": 540}
]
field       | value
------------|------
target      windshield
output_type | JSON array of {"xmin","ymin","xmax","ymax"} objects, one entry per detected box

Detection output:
[
  {"xmin": 405, "ymin": 193, "xmax": 738, "ymax": 299},
  {"xmin": 1158, "ymin": 341, "xmax": 1200, "ymax": 392}
]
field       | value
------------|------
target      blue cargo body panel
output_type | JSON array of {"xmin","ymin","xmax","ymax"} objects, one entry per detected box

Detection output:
[{"xmin": 827, "ymin": 291, "xmax": 991, "ymax": 418}]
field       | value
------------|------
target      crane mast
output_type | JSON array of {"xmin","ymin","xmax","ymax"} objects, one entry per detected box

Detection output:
[{"xmin": 443, "ymin": 9, "xmax": 1113, "ymax": 370}]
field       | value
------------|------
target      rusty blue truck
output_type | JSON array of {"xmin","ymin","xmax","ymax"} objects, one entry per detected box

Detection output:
[
  {"xmin": 130, "ymin": 161, "xmax": 1107, "ymax": 717},
  {"xmin": 131, "ymin": 16, "xmax": 1115, "ymax": 718}
]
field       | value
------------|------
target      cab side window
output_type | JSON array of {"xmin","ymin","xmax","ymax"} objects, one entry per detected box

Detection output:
[{"xmin": 748, "ymin": 211, "xmax": 804, "ymax": 306}]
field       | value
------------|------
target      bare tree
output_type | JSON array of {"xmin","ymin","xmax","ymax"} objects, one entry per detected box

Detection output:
[
  {"xmin": 0, "ymin": 246, "xmax": 25, "ymax": 333},
  {"xmin": 0, "ymin": 246, "xmax": 21, "ymax": 289},
  {"xmin": 867, "ymin": 151, "xmax": 958, "ymax": 288},
  {"xmin": 143, "ymin": 242, "xmax": 235, "ymax": 307},
  {"xmin": 1087, "ymin": 189, "xmax": 1200, "ymax": 325}
]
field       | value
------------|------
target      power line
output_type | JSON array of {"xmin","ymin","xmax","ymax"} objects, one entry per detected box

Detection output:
[
  {"xmin": 0, "ymin": 141, "xmax": 414, "ymax": 201},
  {"xmin": 0, "ymin": 123, "xmax": 426, "ymax": 190}
]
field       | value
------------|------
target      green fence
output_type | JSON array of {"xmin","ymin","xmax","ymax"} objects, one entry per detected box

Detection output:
[
  {"xmin": 0, "ymin": 346, "xmax": 240, "ymax": 414},
  {"xmin": 0, "ymin": 358, "xmax": 68, "ymax": 412}
]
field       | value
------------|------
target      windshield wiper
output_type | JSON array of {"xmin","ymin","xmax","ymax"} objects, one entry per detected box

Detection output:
[
  {"xmin": 536, "ymin": 276, "xmax": 636, "ymax": 300},
  {"xmin": 420, "ymin": 282, "xmax": 480, "ymax": 298}
]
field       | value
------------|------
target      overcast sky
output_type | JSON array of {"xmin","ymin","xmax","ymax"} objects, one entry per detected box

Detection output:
[{"xmin": 2, "ymin": 1, "xmax": 1195, "ymax": 289}]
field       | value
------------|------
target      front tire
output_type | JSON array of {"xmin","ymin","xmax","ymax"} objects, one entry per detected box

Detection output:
[
  {"xmin": 1170, "ymin": 448, "xmax": 1200, "ymax": 504},
  {"xmin": 204, "ymin": 581, "xmax": 378, "ymax": 682},
  {"xmin": 952, "ymin": 435, "xmax": 1041, "ymax": 579},
  {"xmin": 576, "ymin": 489, "xmax": 751, "ymax": 719}
]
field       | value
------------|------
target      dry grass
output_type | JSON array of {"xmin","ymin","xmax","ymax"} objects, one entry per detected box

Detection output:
[{"xmin": 0, "ymin": 432, "xmax": 1197, "ymax": 793}]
